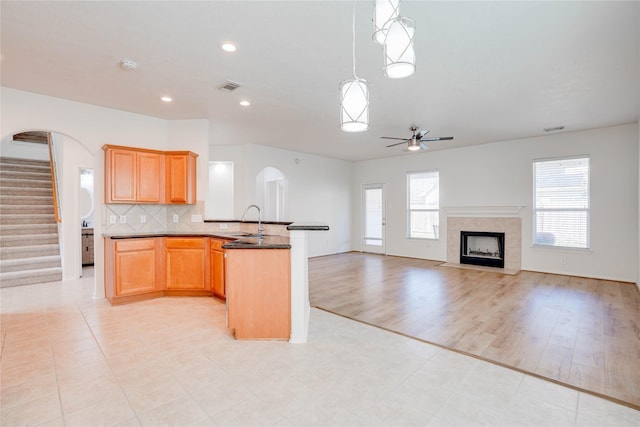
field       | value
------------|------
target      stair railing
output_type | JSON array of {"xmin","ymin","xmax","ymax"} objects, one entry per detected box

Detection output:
[{"xmin": 47, "ymin": 132, "xmax": 62, "ymax": 223}]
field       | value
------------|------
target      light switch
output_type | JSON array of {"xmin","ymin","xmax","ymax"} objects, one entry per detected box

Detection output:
[
  {"xmin": 173, "ymin": 214, "xmax": 179, "ymax": 223},
  {"xmin": 119, "ymin": 215, "xmax": 126, "ymax": 224},
  {"xmin": 109, "ymin": 215, "xmax": 117, "ymax": 224},
  {"xmin": 191, "ymin": 214, "xmax": 202, "ymax": 223}
]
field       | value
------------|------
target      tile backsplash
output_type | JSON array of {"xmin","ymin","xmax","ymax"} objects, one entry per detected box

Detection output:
[
  {"xmin": 103, "ymin": 202, "xmax": 288, "ymax": 236},
  {"xmin": 104, "ymin": 202, "xmax": 208, "ymax": 233}
]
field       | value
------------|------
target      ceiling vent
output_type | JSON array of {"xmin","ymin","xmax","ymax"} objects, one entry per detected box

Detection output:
[{"xmin": 218, "ymin": 80, "xmax": 241, "ymax": 92}]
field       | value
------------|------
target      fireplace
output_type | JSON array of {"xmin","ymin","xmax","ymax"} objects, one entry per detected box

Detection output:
[{"xmin": 460, "ymin": 231, "xmax": 505, "ymax": 268}]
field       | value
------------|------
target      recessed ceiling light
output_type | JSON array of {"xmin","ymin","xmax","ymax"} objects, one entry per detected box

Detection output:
[
  {"xmin": 221, "ymin": 42, "xmax": 237, "ymax": 52},
  {"xmin": 239, "ymin": 100, "xmax": 251, "ymax": 107},
  {"xmin": 161, "ymin": 96, "xmax": 172, "ymax": 102}
]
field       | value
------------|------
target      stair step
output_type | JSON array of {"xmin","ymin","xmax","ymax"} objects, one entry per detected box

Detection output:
[
  {"xmin": 0, "ymin": 205, "xmax": 55, "ymax": 215},
  {"xmin": 0, "ymin": 244, "xmax": 60, "ymax": 260},
  {"xmin": 0, "ymin": 214, "xmax": 57, "ymax": 225},
  {"xmin": 0, "ymin": 178, "xmax": 52, "ymax": 190},
  {"xmin": 0, "ymin": 233, "xmax": 60, "ymax": 248},
  {"xmin": 0, "ymin": 170, "xmax": 51, "ymax": 181},
  {"xmin": 0, "ymin": 195, "xmax": 54, "ymax": 206},
  {"xmin": 0, "ymin": 224, "xmax": 58, "ymax": 236},
  {"xmin": 0, "ymin": 186, "xmax": 53, "ymax": 197},
  {"xmin": 0, "ymin": 157, "xmax": 51, "ymax": 167},
  {"xmin": 0, "ymin": 163, "xmax": 52, "ymax": 174},
  {"xmin": 0, "ymin": 267, "xmax": 63, "ymax": 288},
  {"xmin": 0, "ymin": 255, "xmax": 61, "ymax": 272}
]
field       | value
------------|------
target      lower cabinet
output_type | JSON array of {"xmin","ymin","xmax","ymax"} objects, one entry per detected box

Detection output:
[
  {"xmin": 104, "ymin": 238, "xmax": 162, "ymax": 303},
  {"xmin": 226, "ymin": 248, "xmax": 291, "ymax": 340},
  {"xmin": 210, "ymin": 238, "xmax": 226, "ymax": 299},
  {"xmin": 165, "ymin": 237, "xmax": 209, "ymax": 293}
]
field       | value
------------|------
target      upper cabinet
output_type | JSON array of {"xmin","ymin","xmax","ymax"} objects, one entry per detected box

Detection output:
[
  {"xmin": 166, "ymin": 153, "xmax": 197, "ymax": 204},
  {"xmin": 104, "ymin": 145, "xmax": 197, "ymax": 205}
]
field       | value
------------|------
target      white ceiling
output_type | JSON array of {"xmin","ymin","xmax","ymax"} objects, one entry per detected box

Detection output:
[{"xmin": 2, "ymin": 1, "xmax": 639, "ymax": 161}]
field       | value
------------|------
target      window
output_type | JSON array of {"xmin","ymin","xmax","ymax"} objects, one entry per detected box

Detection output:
[
  {"xmin": 407, "ymin": 170, "xmax": 439, "ymax": 239},
  {"xmin": 533, "ymin": 156, "xmax": 589, "ymax": 249}
]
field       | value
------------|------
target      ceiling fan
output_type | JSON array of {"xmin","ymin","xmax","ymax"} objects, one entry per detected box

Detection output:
[{"xmin": 382, "ymin": 126, "xmax": 453, "ymax": 151}]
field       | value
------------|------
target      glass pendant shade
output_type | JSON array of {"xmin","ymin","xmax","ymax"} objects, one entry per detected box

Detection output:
[
  {"xmin": 383, "ymin": 16, "xmax": 415, "ymax": 79},
  {"xmin": 339, "ymin": 77, "xmax": 369, "ymax": 132},
  {"xmin": 372, "ymin": 0, "xmax": 400, "ymax": 45}
]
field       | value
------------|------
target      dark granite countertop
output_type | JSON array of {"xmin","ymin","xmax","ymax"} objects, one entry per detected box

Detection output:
[
  {"xmin": 287, "ymin": 224, "xmax": 330, "ymax": 231},
  {"xmin": 103, "ymin": 231, "xmax": 291, "ymax": 249}
]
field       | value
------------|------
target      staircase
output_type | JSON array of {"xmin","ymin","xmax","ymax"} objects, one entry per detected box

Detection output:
[{"xmin": 0, "ymin": 157, "xmax": 62, "ymax": 287}]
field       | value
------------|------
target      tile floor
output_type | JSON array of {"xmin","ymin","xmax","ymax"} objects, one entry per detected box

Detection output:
[{"xmin": 1, "ymin": 273, "xmax": 639, "ymax": 427}]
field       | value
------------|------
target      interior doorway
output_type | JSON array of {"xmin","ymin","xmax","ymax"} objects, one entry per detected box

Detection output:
[{"xmin": 362, "ymin": 183, "xmax": 385, "ymax": 254}]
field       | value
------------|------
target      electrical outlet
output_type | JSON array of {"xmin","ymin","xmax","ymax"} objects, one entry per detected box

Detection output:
[
  {"xmin": 140, "ymin": 215, "xmax": 146, "ymax": 224},
  {"xmin": 109, "ymin": 215, "xmax": 117, "ymax": 224},
  {"xmin": 119, "ymin": 215, "xmax": 126, "ymax": 224},
  {"xmin": 219, "ymin": 223, "xmax": 228, "ymax": 230},
  {"xmin": 191, "ymin": 214, "xmax": 202, "ymax": 223},
  {"xmin": 173, "ymin": 214, "xmax": 179, "ymax": 223}
]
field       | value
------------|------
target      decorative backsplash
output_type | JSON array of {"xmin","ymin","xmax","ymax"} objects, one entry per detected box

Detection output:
[
  {"xmin": 104, "ymin": 201, "xmax": 289, "ymax": 236},
  {"xmin": 104, "ymin": 202, "xmax": 207, "ymax": 233}
]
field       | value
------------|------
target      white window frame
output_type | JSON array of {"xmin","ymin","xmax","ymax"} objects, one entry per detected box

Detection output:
[
  {"xmin": 407, "ymin": 170, "xmax": 440, "ymax": 240},
  {"xmin": 532, "ymin": 155, "xmax": 590, "ymax": 250}
]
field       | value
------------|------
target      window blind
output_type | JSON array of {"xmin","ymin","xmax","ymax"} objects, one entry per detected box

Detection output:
[
  {"xmin": 407, "ymin": 171, "xmax": 439, "ymax": 239},
  {"xmin": 533, "ymin": 156, "xmax": 590, "ymax": 249}
]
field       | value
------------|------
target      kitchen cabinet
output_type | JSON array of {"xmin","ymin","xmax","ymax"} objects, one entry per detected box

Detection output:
[
  {"xmin": 166, "ymin": 153, "xmax": 197, "ymax": 204},
  {"xmin": 226, "ymin": 248, "xmax": 291, "ymax": 340},
  {"xmin": 81, "ymin": 228, "xmax": 94, "ymax": 266},
  {"xmin": 210, "ymin": 238, "xmax": 226, "ymax": 299},
  {"xmin": 165, "ymin": 237, "xmax": 209, "ymax": 293},
  {"xmin": 103, "ymin": 145, "xmax": 197, "ymax": 205},
  {"xmin": 104, "ymin": 146, "xmax": 164, "ymax": 203},
  {"xmin": 104, "ymin": 237, "xmax": 163, "ymax": 304}
]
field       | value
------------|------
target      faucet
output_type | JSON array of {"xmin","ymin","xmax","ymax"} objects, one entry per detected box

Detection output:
[{"xmin": 241, "ymin": 204, "xmax": 264, "ymax": 236}]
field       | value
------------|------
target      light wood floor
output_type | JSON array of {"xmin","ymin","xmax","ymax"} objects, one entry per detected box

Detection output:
[{"xmin": 309, "ymin": 252, "xmax": 640, "ymax": 410}]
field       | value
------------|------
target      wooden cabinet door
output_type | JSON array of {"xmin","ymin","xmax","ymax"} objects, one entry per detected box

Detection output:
[
  {"xmin": 137, "ymin": 152, "xmax": 164, "ymax": 203},
  {"xmin": 226, "ymin": 249, "xmax": 291, "ymax": 339},
  {"xmin": 114, "ymin": 239, "xmax": 157, "ymax": 296},
  {"xmin": 166, "ymin": 154, "xmax": 196, "ymax": 204},
  {"xmin": 210, "ymin": 247, "xmax": 225, "ymax": 298},
  {"xmin": 165, "ymin": 238, "xmax": 206, "ymax": 289},
  {"xmin": 107, "ymin": 148, "xmax": 136, "ymax": 202}
]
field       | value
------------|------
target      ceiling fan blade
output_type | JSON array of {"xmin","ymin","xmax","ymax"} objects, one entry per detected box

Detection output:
[
  {"xmin": 420, "ymin": 136, "xmax": 454, "ymax": 142},
  {"xmin": 419, "ymin": 142, "xmax": 429, "ymax": 150},
  {"xmin": 385, "ymin": 140, "xmax": 409, "ymax": 148},
  {"xmin": 381, "ymin": 136, "xmax": 409, "ymax": 140},
  {"xmin": 417, "ymin": 130, "xmax": 430, "ymax": 139}
]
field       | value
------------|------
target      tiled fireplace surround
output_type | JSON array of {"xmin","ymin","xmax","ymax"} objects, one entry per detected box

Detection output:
[{"xmin": 446, "ymin": 209, "xmax": 522, "ymax": 272}]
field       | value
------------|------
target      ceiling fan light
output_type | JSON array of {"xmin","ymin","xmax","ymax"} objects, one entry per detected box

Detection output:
[
  {"xmin": 372, "ymin": 0, "xmax": 400, "ymax": 45},
  {"xmin": 407, "ymin": 139, "xmax": 421, "ymax": 151},
  {"xmin": 339, "ymin": 77, "xmax": 370, "ymax": 132},
  {"xmin": 383, "ymin": 16, "xmax": 415, "ymax": 79}
]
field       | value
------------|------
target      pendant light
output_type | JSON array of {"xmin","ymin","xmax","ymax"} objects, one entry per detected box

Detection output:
[
  {"xmin": 372, "ymin": 0, "xmax": 400, "ymax": 45},
  {"xmin": 383, "ymin": 16, "xmax": 415, "ymax": 79},
  {"xmin": 340, "ymin": 1, "xmax": 369, "ymax": 132}
]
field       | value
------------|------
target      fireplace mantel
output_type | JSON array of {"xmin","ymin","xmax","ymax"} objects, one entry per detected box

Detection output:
[{"xmin": 444, "ymin": 205, "xmax": 525, "ymax": 217}]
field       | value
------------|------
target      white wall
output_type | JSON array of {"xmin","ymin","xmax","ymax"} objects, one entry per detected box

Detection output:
[
  {"xmin": 1, "ymin": 87, "xmax": 209, "ymax": 297},
  {"xmin": 352, "ymin": 124, "xmax": 638, "ymax": 282},
  {"xmin": 209, "ymin": 144, "xmax": 352, "ymax": 257}
]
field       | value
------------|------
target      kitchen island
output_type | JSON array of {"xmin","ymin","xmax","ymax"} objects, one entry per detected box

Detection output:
[{"xmin": 103, "ymin": 224, "xmax": 326, "ymax": 341}]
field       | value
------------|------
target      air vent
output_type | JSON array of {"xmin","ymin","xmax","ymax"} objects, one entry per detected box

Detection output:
[{"xmin": 218, "ymin": 80, "xmax": 241, "ymax": 92}]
